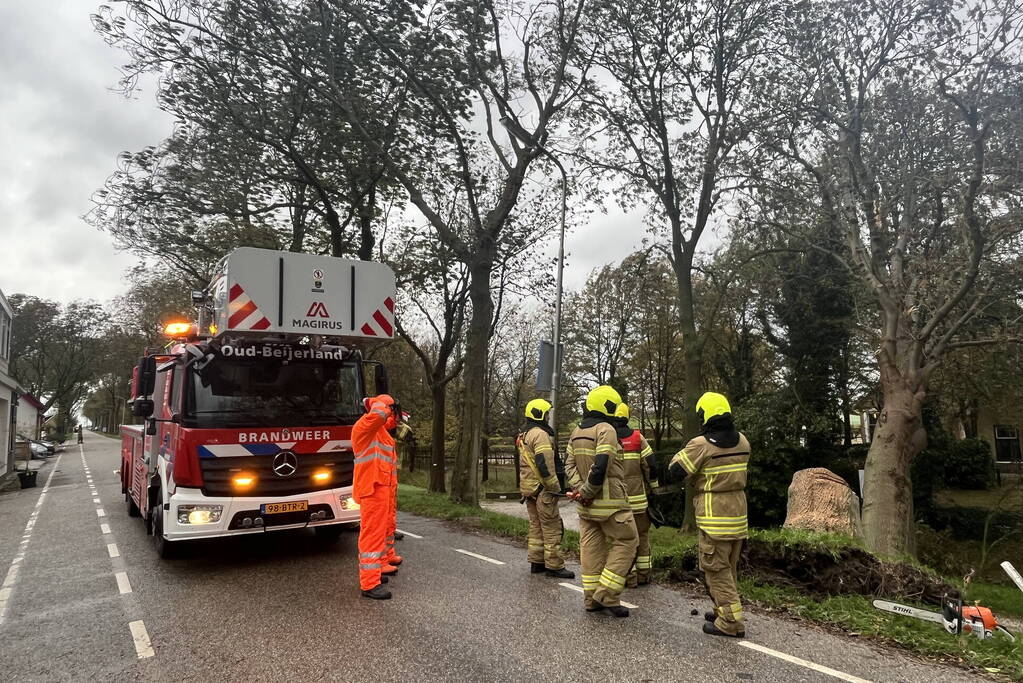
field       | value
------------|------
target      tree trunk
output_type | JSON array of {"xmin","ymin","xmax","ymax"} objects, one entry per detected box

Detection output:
[
  {"xmin": 450, "ymin": 261, "xmax": 493, "ymax": 505},
  {"xmin": 861, "ymin": 379, "xmax": 926, "ymax": 557},
  {"xmin": 680, "ymin": 337, "xmax": 703, "ymax": 532},
  {"xmin": 429, "ymin": 382, "xmax": 447, "ymax": 493}
]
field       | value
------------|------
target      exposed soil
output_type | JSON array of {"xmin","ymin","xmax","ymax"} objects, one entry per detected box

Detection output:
[{"xmin": 660, "ymin": 538, "xmax": 959, "ymax": 605}]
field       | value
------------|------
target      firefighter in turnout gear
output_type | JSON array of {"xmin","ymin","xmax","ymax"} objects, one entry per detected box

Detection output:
[
  {"xmin": 352, "ymin": 395, "xmax": 403, "ymax": 600},
  {"xmin": 517, "ymin": 399, "xmax": 573, "ymax": 579},
  {"xmin": 566, "ymin": 385, "xmax": 639, "ymax": 618},
  {"xmin": 613, "ymin": 403, "xmax": 658, "ymax": 587},
  {"xmin": 667, "ymin": 392, "xmax": 750, "ymax": 637}
]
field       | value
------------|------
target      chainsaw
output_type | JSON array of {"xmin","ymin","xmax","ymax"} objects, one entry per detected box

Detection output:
[{"xmin": 873, "ymin": 597, "xmax": 1015, "ymax": 641}]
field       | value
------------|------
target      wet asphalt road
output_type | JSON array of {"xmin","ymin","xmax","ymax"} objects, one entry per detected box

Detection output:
[{"xmin": 0, "ymin": 433, "xmax": 978, "ymax": 682}]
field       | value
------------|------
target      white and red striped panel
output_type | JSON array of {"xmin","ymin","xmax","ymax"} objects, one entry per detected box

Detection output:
[
  {"xmin": 360, "ymin": 296, "xmax": 395, "ymax": 337},
  {"xmin": 228, "ymin": 284, "xmax": 272, "ymax": 331}
]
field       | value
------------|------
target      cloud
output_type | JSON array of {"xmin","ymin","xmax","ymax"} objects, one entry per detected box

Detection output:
[{"xmin": 0, "ymin": 1, "xmax": 173, "ymax": 304}]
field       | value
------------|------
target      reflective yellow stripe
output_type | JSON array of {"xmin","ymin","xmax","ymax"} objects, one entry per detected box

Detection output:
[
  {"xmin": 704, "ymin": 474, "xmax": 714, "ymax": 518},
  {"xmin": 700, "ymin": 526, "xmax": 748, "ymax": 536},
  {"xmin": 636, "ymin": 555, "xmax": 652, "ymax": 569},
  {"xmin": 677, "ymin": 449, "xmax": 696, "ymax": 473},
  {"xmin": 704, "ymin": 463, "xmax": 748, "ymax": 474},
  {"xmin": 535, "ymin": 445, "xmax": 554, "ymax": 453},
  {"xmin": 640, "ymin": 445, "xmax": 654, "ymax": 457},
  {"xmin": 595, "ymin": 444, "xmax": 617, "ymax": 454},
  {"xmin": 571, "ymin": 447, "xmax": 596, "ymax": 455},
  {"xmin": 622, "ymin": 453, "xmax": 641, "ymax": 460},
  {"xmin": 696, "ymin": 515, "xmax": 748, "ymax": 523},
  {"xmin": 600, "ymin": 568, "xmax": 627, "ymax": 589},
  {"xmin": 581, "ymin": 574, "xmax": 600, "ymax": 588}
]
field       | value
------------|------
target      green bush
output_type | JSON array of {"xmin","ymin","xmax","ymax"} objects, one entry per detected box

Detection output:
[{"xmin": 943, "ymin": 438, "xmax": 997, "ymax": 490}]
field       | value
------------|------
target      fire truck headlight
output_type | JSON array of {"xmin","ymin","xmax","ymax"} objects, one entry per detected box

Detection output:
[
  {"xmin": 177, "ymin": 505, "xmax": 223, "ymax": 525},
  {"xmin": 232, "ymin": 474, "xmax": 256, "ymax": 489},
  {"xmin": 312, "ymin": 469, "xmax": 331, "ymax": 483}
]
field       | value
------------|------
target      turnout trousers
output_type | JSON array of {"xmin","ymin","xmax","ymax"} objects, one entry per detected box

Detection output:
[
  {"xmin": 699, "ymin": 530, "xmax": 745, "ymax": 635},
  {"xmin": 525, "ymin": 492, "xmax": 566, "ymax": 570},
  {"xmin": 627, "ymin": 510, "xmax": 652, "ymax": 587},
  {"xmin": 579, "ymin": 510, "xmax": 638, "ymax": 608},
  {"xmin": 358, "ymin": 485, "xmax": 390, "ymax": 590}
]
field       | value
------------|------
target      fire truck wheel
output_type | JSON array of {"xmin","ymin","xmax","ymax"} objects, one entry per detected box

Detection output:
[
  {"xmin": 151, "ymin": 501, "xmax": 182, "ymax": 559},
  {"xmin": 126, "ymin": 492, "xmax": 141, "ymax": 518},
  {"xmin": 314, "ymin": 526, "xmax": 344, "ymax": 543}
]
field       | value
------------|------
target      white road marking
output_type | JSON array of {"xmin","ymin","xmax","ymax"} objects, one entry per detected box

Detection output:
[
  {"xmin": 0, "ymin": 453, "xmax": 63, "ymax": 624},
  {"xmin": 739, "ymin": 641, "xmax": 872, "ymax": 683},
  {"xmin": 396, "ymin": 528, "xmax": 423, "ymax": 539},
  {"xmin": 107, "ymin": 543, "xmax": 120, "ymax": 558},
  {"xmin": 93, "ymin": 498, "xmax": 101, "ymax": 503},
  {"xmin": 128, "ymin": 620, "xmax": 155, "ymax": 658},
  {"xmin": 96, "ymin": 508, "xmax": 106, "ymax": 517},
  {"xmin": 454, "ymin": 549, "xmax": 506, "ymax": 565},
  {"xmin": 101, "ymin": 524, "xmax": 111, "ymax": 534},
  {"xmin": 557, "ymin": 582, "xmax": 638, "ymax": 609},
  {"xmin": 115, "ymin": 572, "xmax": 133, "ymax": 594}
]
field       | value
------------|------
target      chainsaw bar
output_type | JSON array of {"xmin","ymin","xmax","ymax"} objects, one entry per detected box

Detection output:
[{"xmin": 872, "ymin": 600, "xmax": 944, "ymax": 623}]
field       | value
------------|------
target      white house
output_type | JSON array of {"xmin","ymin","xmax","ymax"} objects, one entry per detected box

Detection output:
[
  {"xmin": 16, "ymin": 393, "xmax": 45, "ymax": 441},
  {"xmin": 0, "ymin": 289, "xmax": 20, "ymax": 478}
]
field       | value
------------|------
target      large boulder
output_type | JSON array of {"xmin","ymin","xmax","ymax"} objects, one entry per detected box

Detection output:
[{"xmin": 784, "ymin": 467, "xmax": 863, "ymax": 539}]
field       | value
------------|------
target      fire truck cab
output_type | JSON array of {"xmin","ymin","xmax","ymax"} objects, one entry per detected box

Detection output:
[{"xmin": 121, "ymin": 248, "xmax": 396, "ymax": 558}]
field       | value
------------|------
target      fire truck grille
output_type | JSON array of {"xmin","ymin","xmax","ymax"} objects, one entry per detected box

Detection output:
[{"xmin": 199, "ymin": 451, "xmax": 354, "ymax": 497}]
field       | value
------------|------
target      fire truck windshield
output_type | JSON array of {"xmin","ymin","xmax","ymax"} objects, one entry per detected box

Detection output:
[{"xmin": 186, "ymin": 357, "xmax": 363, "ymax": 428}]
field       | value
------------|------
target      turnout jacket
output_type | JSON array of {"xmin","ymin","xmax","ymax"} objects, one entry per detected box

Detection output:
[
  {"xmin": 517, "ymin": 425, "xmax": 562, "ymax": 496},
  {"xmin": 566, "ymin": 418, "xmax": 630, "ymax": 520},
  {"xmin": 669, "ymin": 433, "xmax": 750, "ymax": 539},
  {"xmin": 619, "ymin": 430, "xmax": 657, "ymax": 512}
]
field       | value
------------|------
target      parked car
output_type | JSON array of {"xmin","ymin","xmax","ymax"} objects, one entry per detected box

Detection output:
[{"xmin": 39, "ymin": 440, "xmax": 65, "ymax": 453}]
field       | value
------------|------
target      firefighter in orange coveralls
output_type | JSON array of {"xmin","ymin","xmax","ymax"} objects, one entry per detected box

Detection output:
[{"xmin": 352, "ymin": 395, "xmax": 403, "ymax": 599}]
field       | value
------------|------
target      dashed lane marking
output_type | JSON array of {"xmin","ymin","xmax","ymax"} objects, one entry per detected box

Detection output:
[
  {"xmin": 454, "ymin": 549, "xmax": 505, "ymax": 565},
  {"xmin": 557, "ymin": 582, "xmax": 638, "ymax": 609},
  {"xmin": 101, "ymin": 524, "xmax": 111, "ymax": 534},
  {"xmin": 0, "ymin": 453, "xmax": 63, "ymax": 625},
  {"xmin": 96, "ymin": 508, "xmax": 107, "ymax": 517},
  {"xmin": 115, "ymin": 572, "xmax": 133, "ymax": 594},
  {"xmin": 396, "ymin": 529, "xmax": 423, "ymax": 539},
  {"xmin": 93, "ymin": 498, "xmax": 101, "ymax": 503},
  {"xmin": 128, "ymin": 620, "xmax": 155, "ymax": 659},
  {"xmin": 107, "ymin": 543, "xmax": 120, "ymax": 558},
  {"xmin": 738, "ymin": 641, "xmax": 872, "ymax": 683}
]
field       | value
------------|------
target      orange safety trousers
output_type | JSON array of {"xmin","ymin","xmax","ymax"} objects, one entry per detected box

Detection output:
[
  {"xmin": 358, "ymin": 484, "xmax": 391, "ymax": 590},
  {"xmin": 383, "ymin": 477, "xmax": 397, "ymax": 562}
]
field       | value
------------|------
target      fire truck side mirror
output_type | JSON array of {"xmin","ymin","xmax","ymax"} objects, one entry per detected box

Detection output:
[
  {"xmin": 374, "ymin": 363, "xmax": 390, "ymax": 395},
  {"xmin": 132, "ymin": 399, "xmax": 155, "ymax": 418},
  {"xmin": 137, "ymin": 356, "xmax": 157, "ymax": 397}
]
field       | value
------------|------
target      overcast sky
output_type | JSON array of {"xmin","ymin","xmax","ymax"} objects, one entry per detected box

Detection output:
[{"xmin": 0, "ymin": 2, "xmax": 651, "ymax": 309}]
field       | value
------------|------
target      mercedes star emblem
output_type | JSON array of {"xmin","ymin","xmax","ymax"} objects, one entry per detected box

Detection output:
[{"xmin": 273, "ymin": 451, "xmax": 298, "ymax": 477}]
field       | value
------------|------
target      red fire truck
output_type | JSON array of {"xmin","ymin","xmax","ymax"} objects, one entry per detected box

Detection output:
[{"xmin": 121, "ymin": 247, "xmax": 396, "ymax": 558}]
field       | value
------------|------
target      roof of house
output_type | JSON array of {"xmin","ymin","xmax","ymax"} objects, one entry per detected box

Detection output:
[{"xmin": 19, "ymin": 393, "xmax": 45, "ymax": 411}]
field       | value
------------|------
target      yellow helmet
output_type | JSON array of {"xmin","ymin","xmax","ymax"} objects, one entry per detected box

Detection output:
[
  {"xmin": 696, "ymin": 392, "xmax": 731, "ymax": 424},
  {"xmin": 614, "ymin": 403, "xmax": 630, "ymax": 420},
  {"xmin": 585, "ymin": 385, "xmax": 622, "ymax": 417},
  {"xmin": 525, "ymin": 398, "xmax": 552, "ymax": 421}
]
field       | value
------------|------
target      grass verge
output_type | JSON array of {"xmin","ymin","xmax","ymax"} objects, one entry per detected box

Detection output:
[{"xmin": 398, "ymin": 484, "xmax": 1023, "ymax": 680}]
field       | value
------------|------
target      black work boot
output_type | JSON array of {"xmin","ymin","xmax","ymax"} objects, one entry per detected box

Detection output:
[
  {"xmin": 585, "ymin": 602, "xmax": 605, "ymax": 612},
  {"xmin": 705, "ymin": 611, "xmax": 716, "ymax": 622},
  {"xmin": 362, "ymin": 585, "xmax": 392, "ymax": 600},
  {"xmin": 530, "ymin": 562, "xmax": 546, "ymax": 574},
  {"xmin": 394, "ymin": 531, "xmax": 405, "ymax": 541},
  {"xmin": 546, "ymin": 567, "xmax": 575, "ymax": 579},
  {"xmin": 607, "ymin": 605, "xmax": 630, "ymax": 618},
  {"xmin": 703, "ymin": 622, "xmax": 744, "ymax": 638},
  {"xmin": 380, "ymin": 576, "xmax": 389, "ymax": 584}
]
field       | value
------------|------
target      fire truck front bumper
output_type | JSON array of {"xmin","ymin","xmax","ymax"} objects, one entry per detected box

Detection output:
[{"xmin": 164, "ymin": 486, "xmax": 362, "ymax": 541}]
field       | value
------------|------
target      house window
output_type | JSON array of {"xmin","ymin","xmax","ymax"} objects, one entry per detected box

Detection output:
[
  {"xmin": 0, "ymin": 311, "xmax": 10, "ymax": 360},
  {"xmin": 994, "ymin": 425, "xmax": 1021, "ymax": 463}
]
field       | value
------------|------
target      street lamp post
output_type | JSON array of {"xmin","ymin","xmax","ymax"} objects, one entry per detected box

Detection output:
[{"xmin": 499, "ymin": 118, "xmax": 568, "ymax": 431}]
